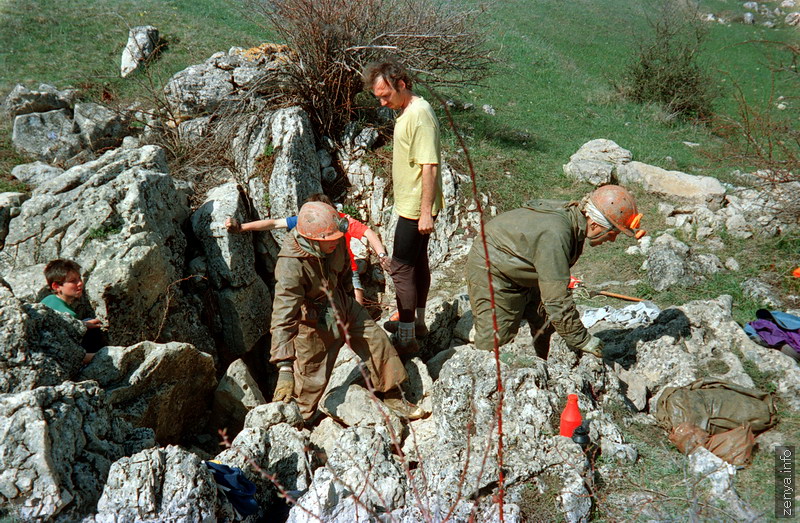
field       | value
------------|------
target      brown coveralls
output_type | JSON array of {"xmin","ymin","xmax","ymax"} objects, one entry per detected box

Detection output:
[
  {"xmin": 270, "ymin": 233, "xmax": 407, "ymax": 420},
  {"xmin": 466, "ymin": 200, "xmax": 590, "ymax": 359}
]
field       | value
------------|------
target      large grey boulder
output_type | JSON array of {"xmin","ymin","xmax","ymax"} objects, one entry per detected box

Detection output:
[
  {"xmin": 10, "ymin": 161, "xmax": 64, "ymax": 188},
  {"xmin": 0, "ymin": 381, "xmax": 154, "ymax": 521},
  {"xmin": 617, "ymin": 161, "xmax": 726, "ymax": 208},
  {"xmin": 3, "ymin": 83, "xmax": 77, "ymax": 118},
  {"xmin": 0, "ymin": 145, "xmax": 210, "ymax": 349},
  {"xmin": 0, "ymin": 289, "xmax": 85, "ymax": 394},
  {"xmin": 232, "ymin": 106, "xmax": 322, "ymax": 223},
  {"xmin": 91, "ymin": 445, "xmax": 219, "ymax": 522},
  {"xmin": 563, "ymin": 138, "xmax": 632, "ymax": 185},
  {"xmin": 211, "ymin": 358, "xmax": 267, "ymax": 434},
  {"xmin": 74, "ymin": 102, "xmax": 129, "ymax": 150},
  {"xmin": 289, "ymin": 426, "xmax": 406, "ymax": 521},
  {"xmin": 12, "ymin": 109, "xmax": 82, "ymax": 163},
  {"xmin": 79, "ymin": 341, "xmax": 217, "ymax": 443},
  {"xmin": 191, "ymin": 182, "xmax": 272, "ymax": 358},
  {"xmin": 120, "ymin": 26, "xmax": 159, "ymax": 78},
  {"xmin": 0, "ymin": 262, "xmax": 48, "ymax": 303}
]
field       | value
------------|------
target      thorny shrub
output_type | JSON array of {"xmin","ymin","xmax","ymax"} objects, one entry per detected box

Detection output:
[
  {"xmin": 616, "ymin": 0, "xmax": 716, "ymax": 121},
  {"xmin": 240, "ymin": 0, "xmax": 495, "ymax": 138}
]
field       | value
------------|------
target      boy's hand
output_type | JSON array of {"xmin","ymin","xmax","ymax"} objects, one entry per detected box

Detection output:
[
  {"xmin": 83, "ymin": 318, "xmax": 102, "ymax": 329},
  {"xmin": 224, "ymin": 217, "xmax": 242, "ymax": 233}
]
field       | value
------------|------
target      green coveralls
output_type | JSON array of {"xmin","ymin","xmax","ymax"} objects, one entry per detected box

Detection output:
[
  {"xmin": 270, "ymin": 233, "xmax": 407, "ymax": 420},
  {"xmin": 466, "ymin": 200, "xmax": 590, "ymax": 359}
]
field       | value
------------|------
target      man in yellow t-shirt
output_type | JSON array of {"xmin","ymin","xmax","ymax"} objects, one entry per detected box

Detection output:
[{"xmin": 364, "ymin": 61, "xmax": 444, "ymax": 355}]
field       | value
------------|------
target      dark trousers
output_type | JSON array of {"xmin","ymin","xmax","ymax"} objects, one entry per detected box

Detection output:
[{"xmin": 390, "ymin": 216, "xmax": 432, "ymax": 323}]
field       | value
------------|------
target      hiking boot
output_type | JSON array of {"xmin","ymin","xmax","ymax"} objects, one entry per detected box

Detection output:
[
  {"xmin": 382, "ymin": 389, "xmax": 426, "ymax": 420},
  {"xmin": 383, "ymin": 320, "xmax": 429, "ymax": 338},
  {"xmin": 390, "ymin": 334, "xmax": 420, "ymax": 357}
]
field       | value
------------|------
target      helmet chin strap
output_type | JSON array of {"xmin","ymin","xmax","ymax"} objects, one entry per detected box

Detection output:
[{"xmin": 587, "ymin": 225, "xmax": 616, "ymax": 247}]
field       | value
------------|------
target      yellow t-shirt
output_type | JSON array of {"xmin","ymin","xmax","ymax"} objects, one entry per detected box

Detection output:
[{"xmin": 392, "ymin": 97, "xmax": 444, "ymax": 219}]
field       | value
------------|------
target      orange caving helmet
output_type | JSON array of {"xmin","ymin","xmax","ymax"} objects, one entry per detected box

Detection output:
[
  {"xmin": 590, "ymin": 185, "xmax": 647, "ymax": 239},
  {"xmin": 296, "ymin": 201, "xmax": 346, "ymax": 241}
]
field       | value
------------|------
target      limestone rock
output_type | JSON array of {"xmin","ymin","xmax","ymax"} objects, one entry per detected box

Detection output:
[
  {"xmin": 563, "ymin": 139, "xmax": 632, "ymax": 185},
  {"xmin": 12, "ymin": 109, "xmax": 82, "ymax": 163},
  {"xmin": 0, "ymin": 145, "xmax": 212, "ymax": 349},
  {"xmin": 0, "ymin": 293, "xmax": 85, "ymax": 394},
  {"xmin": 3, "ymin": 83, "xmax": 77, "ymax": 118},
  {"xmin": 120, "ymin": 26, "xmax": 159, "ymax": 78},
  {"xmin": 211, "ymin": 358, "xmax": 267, "ymax": 434},
  {"xmin": 92, "ymin": 445, "xmax": 218, "ymax": 522},
  {"xmin": 617, "ymin": 161, "xmax": 726, "ymax": 208},
  {"xmin": 244, "ymin": 402, "xmax": 304, "ymax": 430},
  {"xmin": 289, "ymin": 427, "xmax": 405, "ymax": 520},
  {"xmin": 0, "ymin": 381, "xmax": 154, "ymax": 521},
  {"xmin": 741, "ymin": 278, "xmax": 783, "ymax": 308},
  {"xmin": 164, "ymin": 47, "xmax": 292, "ymax": 117},
  {"xmin": 74, "ymin": 102, "xmax": 129, "ymax": 150},
  {"xmin": 10, "ymin": 161, "xmax": 64, "ymax": 187},
  {"xmin": 79, "ymin": 341, "xmax": 217, "ymax": 442}
]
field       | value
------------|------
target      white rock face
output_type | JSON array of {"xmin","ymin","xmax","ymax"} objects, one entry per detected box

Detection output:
[
  {"xmin": 93, "ymin": 445, "xmax": 219, "ymax": 522},
  {"xmin": 617, "ymin": 161, "xmax": 727, "ymax": 208},
  {"xmin": 78, "ymin": 341, "xmax": 217, "ymax": 442},
  {"xmin": 120, "ymin": 26, "xmax": 159, "ymax": 77},
  {"xmin": 3, "ymin": 83, "xmax": 77, "ymax": 118},
  {"xmin": 563, "ymin": 138, "xmax": 633, "ymax": 185},
  {"xmin": 0, "ymin": 145, "xmax": 212, "ymax": 350},
  {"xmin": 0, "ymin": 381, "xmax": 154, "ymax": 521}
]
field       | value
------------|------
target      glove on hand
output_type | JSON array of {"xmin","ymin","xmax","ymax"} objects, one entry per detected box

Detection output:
[
  {"xmin": 273, "ymin": 369, "xmax": 295, "ymax": 402},
  {"xmin": 579, "ymin": 335, "xmax": 604, "ymax": 358}
]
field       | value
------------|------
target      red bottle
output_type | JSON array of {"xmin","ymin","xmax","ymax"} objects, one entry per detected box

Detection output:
[{"xmin": 560, "ymin": 394, "xmax": 582, "ymax": 437}]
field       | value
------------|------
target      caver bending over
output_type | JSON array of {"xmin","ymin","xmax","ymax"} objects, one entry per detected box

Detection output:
[
  {"xmin": 269, "ymin": 201, "xmax": 424, "ymax": 422},
  {"xmin": 466, "ymin": 185, "xmax": 646, "ymax": 359}
]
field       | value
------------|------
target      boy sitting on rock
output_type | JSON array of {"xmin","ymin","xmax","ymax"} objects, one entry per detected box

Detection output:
[{"xmin": 41, "ymin": 259, "xmax": 105, "ymax": 364}]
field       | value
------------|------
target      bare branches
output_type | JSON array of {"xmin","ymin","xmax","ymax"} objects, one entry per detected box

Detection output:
[{"xmin": 238, "ymin": 0, "xmax": 495, "ymax": 137}]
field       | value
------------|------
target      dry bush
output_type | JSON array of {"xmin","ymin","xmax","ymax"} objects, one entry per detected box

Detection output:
[{"xmin": 240, "ymin": 0, "xmax": 495, "ymax": 138}]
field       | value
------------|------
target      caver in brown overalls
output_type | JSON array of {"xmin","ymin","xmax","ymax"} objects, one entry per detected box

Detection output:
[{"xmin": 270, "ymin": 230, "xmax": 407, "ymax": 420}]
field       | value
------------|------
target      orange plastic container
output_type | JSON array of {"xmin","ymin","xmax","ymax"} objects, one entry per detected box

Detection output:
[{"xmin": 560, "ymin": 394, "xmax": 582, "ymax": 437}]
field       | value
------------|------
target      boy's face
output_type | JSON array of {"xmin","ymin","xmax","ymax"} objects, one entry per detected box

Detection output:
[{"xmin": 52, "ymin": 270, "xmax": 84, "ymax": 303}]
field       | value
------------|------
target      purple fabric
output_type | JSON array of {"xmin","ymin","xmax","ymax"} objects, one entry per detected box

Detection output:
[{"xmin": 747, "ymin": 319, "xmax": 800, "ymax": 352}]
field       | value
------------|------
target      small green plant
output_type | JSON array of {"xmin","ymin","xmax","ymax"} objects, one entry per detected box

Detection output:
[
  {"xmin": 340, "ymin": 204, "xmax": 361, "ymax": 221},
  {"xmin": 263, "ymin": 143, "xmax": 275, "ymax": 157},
  {"xmin": 87, "ymin": 225, "xmax": 122, "ymax": 240},
  {"xmin": 262, "ymin": 191, "xmax": 271, "ymax": 210}
]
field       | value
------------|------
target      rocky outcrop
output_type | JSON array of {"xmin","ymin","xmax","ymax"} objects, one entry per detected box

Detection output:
[
  {"xmin": 645, "ymin": 233, "xmax": 724, "ymax": 291},
  {"xmin": 0, "ymin": 288, "xmax": 85, "ymax": 394},
  {"xmin": 0, "ymin": 145, "xmax": 212, "ymax": 351},
  {"xmin": 90, "ymin": 445, "xmax": 219, "ymax": 522},
  {"xmin": 232, "ymin": 105, "xmax": 322, "ymax": 223},
  {"xmin": 79, "ymin": 341, "xmax": 217, "ymax": 443},
  {"xmin": 211, "ymin": 358, "xmax": 267, "ymax": 434},
  {"xmin": 163, "ymin": 44, "xmax": 293, "ymax": 117},
  {"xmin": 0, "ymin": 381, "xmax": 154, "ymax": 521},
  {"xmin": 191, "ymin": 182, "xmax": 272, "ymax": 360}
]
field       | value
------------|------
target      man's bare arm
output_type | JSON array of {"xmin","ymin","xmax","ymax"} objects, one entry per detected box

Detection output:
[{"xmin": 418, "ymin": 163, "xmax": 437, "ymax": 234}]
